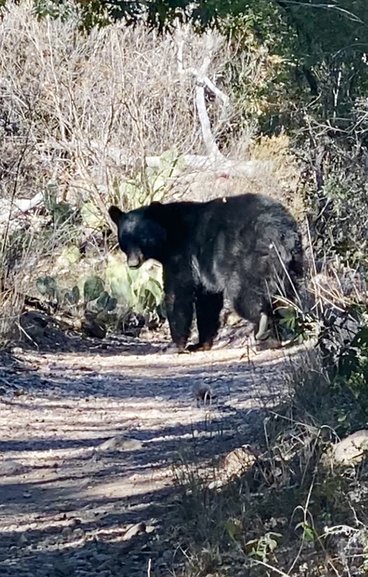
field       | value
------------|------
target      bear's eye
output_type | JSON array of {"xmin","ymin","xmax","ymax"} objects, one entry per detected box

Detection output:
[{"xmin": 119, "ymin": 234, "xmax": 133, "ymax": 253}]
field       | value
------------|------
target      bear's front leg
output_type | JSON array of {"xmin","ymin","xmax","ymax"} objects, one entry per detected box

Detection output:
[{"xmin": 164, "ymin": 284, "xmax": 195, "ymax": 353}]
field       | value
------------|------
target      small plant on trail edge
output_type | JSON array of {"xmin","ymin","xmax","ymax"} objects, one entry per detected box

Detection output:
[
  {"xmin": 274, "ymin": 297, "xmax": 318, "ymax": 343},
  {"xmin": 246, "ymin": 531, "xmax": 281, "ymax": 563},
  {"xmin": 105, "ymin": 254, "xmax": 163, "ymax": 326}
]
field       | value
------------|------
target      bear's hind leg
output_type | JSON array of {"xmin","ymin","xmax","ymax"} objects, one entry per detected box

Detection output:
[
  {"xmin": 254, "ymin": 311, "xmax": 270, "ymax": 340},
  {"xmin": 232, "ymin": 289, "xmax": 271, "ymax": 341},
  {"xmin": 188, "ymin": 288, "xmax": 223, "ymax": 352}
]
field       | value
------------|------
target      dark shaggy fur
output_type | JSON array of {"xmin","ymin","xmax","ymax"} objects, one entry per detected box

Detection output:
[{"xmin": 109, "ymin": 194, "xmax": 303, "ymax": 352}]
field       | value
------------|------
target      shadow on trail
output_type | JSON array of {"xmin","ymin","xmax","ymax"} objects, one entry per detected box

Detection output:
[
  {"xmin": 0, "ymin": 482, "xmax": 178, "ymax": 576},
  {"xmin": 1, "ymin": 350, "xmax": 296, "ymax": 400},
  {"xmin": 0, "ymin": 402, "xmax": 267, "ymax": 576}
]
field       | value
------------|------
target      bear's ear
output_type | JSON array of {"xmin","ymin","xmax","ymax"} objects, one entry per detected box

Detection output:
[
  {"xmin": 149, "ymin": 201, "xmax": 162, "ymax": 216},
  {"xmin": 108, "ymin": 205, "xmax": 125, "ymax": 226}
]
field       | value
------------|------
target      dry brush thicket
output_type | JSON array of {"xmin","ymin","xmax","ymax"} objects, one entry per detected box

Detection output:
[
  {"xmin": 0, "ymin": 1, "xmax": 303, "ymax": 205},
  {"xmin": 0, "ymin": 1, "xmax": 301, "ymax": 337},
  {"xmin": 0, "ymin": 1, "xmax": 287, "ymax": 208},
  {"xmin": 1, "ymin": 2, "xmax": 200, "ymax": 206}
]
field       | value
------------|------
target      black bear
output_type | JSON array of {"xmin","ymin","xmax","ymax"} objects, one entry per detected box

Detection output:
[{"xmin": 108, "ymin": 194, "xmax": 303, "ymax": 352}]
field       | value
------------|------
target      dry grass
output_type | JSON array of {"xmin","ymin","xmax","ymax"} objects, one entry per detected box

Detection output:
[
  {"xmin": 0, "ymin": 0, "xmax": 303, "ymax": 211},
  {"xmin": 0, "ymin": 1, "xmax": 244, "ymax": 208}
]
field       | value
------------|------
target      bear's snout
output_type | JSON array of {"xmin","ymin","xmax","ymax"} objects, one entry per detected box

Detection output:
[{"xmin": 126, "ymin": 251, "xmax": 144, "ymax": 268}]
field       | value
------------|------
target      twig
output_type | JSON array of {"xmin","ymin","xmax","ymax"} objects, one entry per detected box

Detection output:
[{"xmin": 250, "ymin": 557, "xmax": 290, "ymax": 577}]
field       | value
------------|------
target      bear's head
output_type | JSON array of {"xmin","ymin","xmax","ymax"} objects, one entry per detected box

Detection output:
[{"xmin": 108, "ymin": 204, "xmax": 167, "ymax": 268}]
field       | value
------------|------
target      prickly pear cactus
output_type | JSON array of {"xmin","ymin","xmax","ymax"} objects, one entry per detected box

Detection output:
[
  {"xmin": 95, "ymin": 290, "xmax": 117, "ymax": 313},
  {"xmin": 36, "ymin": 276, "xmax": 58, "ymax": 299},
  {"xmin": 64, "ymin": 285, "xmax": 80, "ymax": 305},
  {"xmin": 83, "ymin": 276, "xmax": 105, "ymax": 303},
  {"xmin": 81, "ymin": 202, "xmax": 105, "ymax": 230}
]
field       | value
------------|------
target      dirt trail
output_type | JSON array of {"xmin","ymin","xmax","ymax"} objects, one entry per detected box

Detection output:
[{"xmin": 0, "ymin": 336, "xmax": 301, "ymax": 577}]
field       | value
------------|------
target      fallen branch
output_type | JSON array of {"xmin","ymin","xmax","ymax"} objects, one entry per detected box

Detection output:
[
  {"xmin": 0, "ymin": 192, "xmax": 43, "ymax": 224},
  {"xmin": 37, "ymin": 140, "xmax": 273, "ymax": 179}
]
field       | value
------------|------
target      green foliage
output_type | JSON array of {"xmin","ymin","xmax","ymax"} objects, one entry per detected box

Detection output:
[
  {"xmin": 247, "ymin": 531, "xmax": 281, "ymax": 563},
  {"xmin": 291, "ymin": 305, "xmax": 368, "ymax": 435},
  {"xmin": 36, "ymin": 275, "xmax": 58, "ymax": 299},
  {"xmin": 329, "ymin": 316, "xmax": 368, "ymax": 432},
  {"xmin": 43, "ymin": 183, "xmax": 73, "ymax": 227},
  {"xmin": 64, "ymin": 285, "xmax": 80, "ymax": 305},
  {"xmin": 36, "ymin": 274, "xmax": 115, "ymax": 312},
  {"xmin": 61, "ymin": 245, "xmax": 81, "ymax": 266},
  {"xmin": 306, "ymin": 154, "xmax": 368, "ymax": 265},
  {"xmin": 33, "ymin": 0, "xmax": 76, "ymax": 21},
  {"xmin": 35, "ymin": 251, "xmax": 163, "ymax": 337},
  {"xmin": 105, "ymin": 253, "xmax": 163, "ymax": 316},
  {"xmin": 114, "ymin": 148, "xmax": 182, "ymax": 211},
  {"xmin": 35, "ymin": 272, "xmax": 121, "ymax": 338},
  {"xmin": 295, "ymin": 520, "xmax": 317, "ymax": 543},
  {"xmin": 225, "ymin": 2, "xmax": 368, "ymax": 133},
  {"xmin": 95, "ymin": 290, "xmax": 117, "ymax": 313},
  {"xmin": 337, "ymin": 324, "xmax": 368, "ymax": 387},
  {"xmin": 83, "ymin": 275, "xmax": 105, "ymax": 303},
  {"xmin": 274, "ymin": 300, "xmax": 318, "ymax": 344},
  {"xmin": 80, "ymin": 202, "xmax": 105, "ymax": 230}
]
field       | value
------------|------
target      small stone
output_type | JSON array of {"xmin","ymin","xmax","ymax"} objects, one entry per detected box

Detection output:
[
  {"xmin": 122, "ymin": 522, "xmax": 146, "ymax": 541},
  {"xmin": 18, "ymin": 533, "xmax": 28, "ymax": 545},
  {"xmin": 73, "ymin": 528, "xmax": 85, "ymax": 540},
  {"xmin": 0, "ymin": 459, "xmax": 26, "ymax": 475},
  {"xmin": 331, "ymin": 430, "xmax": 368, "ymax": 466},
  {"xmin": 96, "ymin": 435, "xmax": 142, "ymax": 452},
  {"xmin": 11, "ymin": 347, "xmax": 23, "ymax": 355}
]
